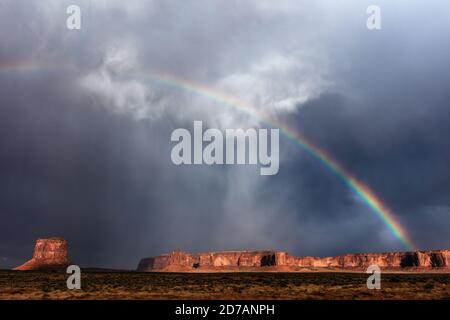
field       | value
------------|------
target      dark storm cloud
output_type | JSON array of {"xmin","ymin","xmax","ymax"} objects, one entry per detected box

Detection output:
[
  {"xmin": 1, "ymin": 0, "xmax": 450, "ymax": 269},
  {"xmin": 0, "ymin": 73, "xmax": 232, "ymax": 268},
  {"xmin": 269, "ymin": 11, "xmax": 450, "ymax": 253}
]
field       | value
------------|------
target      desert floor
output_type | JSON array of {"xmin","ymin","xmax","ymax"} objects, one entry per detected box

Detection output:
[{"xmin": 0, "ymin": 270, "xmax": 449, "ymax": 300}]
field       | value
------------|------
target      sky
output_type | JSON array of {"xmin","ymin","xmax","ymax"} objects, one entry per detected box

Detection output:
[{"xmin": 1, "ymin": 0, "xmax": 450, "ymax": 269}]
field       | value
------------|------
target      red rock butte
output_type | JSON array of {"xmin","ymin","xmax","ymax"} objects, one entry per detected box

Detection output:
[
  {"xmin": 14, "ymin": 237, "xmax": 70, "ymax": 271},
  {"xmin": 137, "ymin": 249, "xmax": 450, "ymax": 272}
]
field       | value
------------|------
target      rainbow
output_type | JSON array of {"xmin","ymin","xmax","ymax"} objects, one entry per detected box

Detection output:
[
  {"xmin": 0, "ymin": 62, "xmax": 416, "ymax": 250},
  {"xmin": 138, "ymin": 71, "xmax": 416, "ymax": 251},
  {"xmin": 0, "ymin": 61, "xmax": 54, "ymax": 74}
]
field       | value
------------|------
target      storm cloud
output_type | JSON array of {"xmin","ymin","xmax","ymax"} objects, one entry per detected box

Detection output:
[{"xmin": 1, "ymin": 0, "xmax": 450, "ymax": 269}]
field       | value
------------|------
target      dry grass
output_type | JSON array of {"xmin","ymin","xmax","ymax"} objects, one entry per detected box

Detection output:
[{"xmin": 0, "ymin": 270, "xmax": 449, "ymax": 300}]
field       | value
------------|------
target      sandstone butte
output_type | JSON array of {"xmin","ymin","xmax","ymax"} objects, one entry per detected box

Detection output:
[
  {"xmin": 14, "ymin": 237, "xmax": 70, "ymax": 271},
  {"xmin": 137, "ymin": 249, "xmax": 450, "ymax": 272}
]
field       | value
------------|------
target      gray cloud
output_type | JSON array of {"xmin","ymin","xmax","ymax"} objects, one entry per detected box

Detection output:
[{"xmin": 1, "ymin": 0, "xmax": 450, "ymax": 269}]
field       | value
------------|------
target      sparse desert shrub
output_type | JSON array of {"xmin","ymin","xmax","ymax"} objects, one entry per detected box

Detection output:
[
  {"xmin": 389, "ymin": 277, "xmax": 401, "ymax": 283},
  {"xmin": 424, "ymin": 282, "xmax": 435, "ymax": 290}
]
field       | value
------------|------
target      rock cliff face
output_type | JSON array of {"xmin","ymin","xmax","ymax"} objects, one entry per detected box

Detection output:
[
  {"xmin": 137, "ymin": 250, "xmax": 279, "ymax": 272},
  {"xmin": 137, "ymin": 249, "xmax": 450, "ymax": 272},
  {"xmin": 14, "ymin": 238, "xmax": 70, "ymax": 271}
]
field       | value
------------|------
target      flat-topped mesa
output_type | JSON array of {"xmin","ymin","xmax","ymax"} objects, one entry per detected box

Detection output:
[
  {"xmin": 14, "ymin": 237, "xmax": 70, "ymax": 271},
  {"xmin": 136, "ymin": 249, "xmax": 450, "ymax": 272},
  {"xmin": 137, "ymin": 250, "xmax": 285, "ymax": 272}
]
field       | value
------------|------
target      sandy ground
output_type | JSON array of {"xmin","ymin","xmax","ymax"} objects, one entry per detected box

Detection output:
[{"xmin": 0, "ymin": 270, "xmax": 449, "ymax": 300}]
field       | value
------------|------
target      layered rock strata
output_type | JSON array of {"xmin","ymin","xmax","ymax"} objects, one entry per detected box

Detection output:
[{"xmin": 137, "ymin": 249, "xmax": 450, "ymax": 272}]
